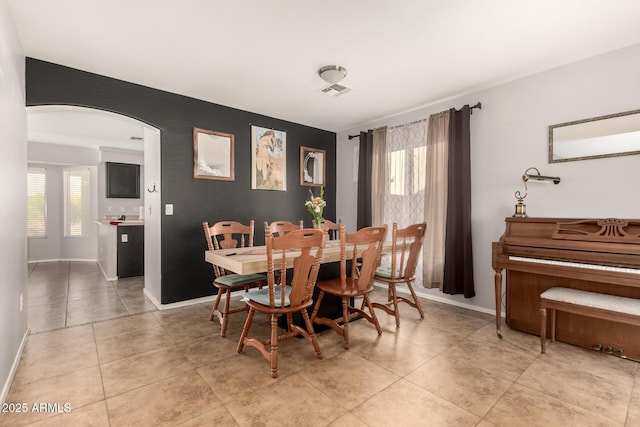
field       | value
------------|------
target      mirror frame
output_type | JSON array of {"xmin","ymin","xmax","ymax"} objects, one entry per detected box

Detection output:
[
  {"xmin": 548, "ymin": 108, "xmax": 640, "ymax": 163},
  {"xmin": 299, "ymin": 146, "xmax": 325, "ymax": 187}
]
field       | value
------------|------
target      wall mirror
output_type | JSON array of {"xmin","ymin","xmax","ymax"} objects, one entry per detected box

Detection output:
[{"xmin": 549, "ymin": 109, "xmax": 640, "ymax": 163}]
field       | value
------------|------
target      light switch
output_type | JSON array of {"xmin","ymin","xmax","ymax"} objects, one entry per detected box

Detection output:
[
  {"xmin": 165, "ymin": 204, "xmax": 173, "ymax": 215},
  {"xmin": 121, "ymin": 234, "xmax": 128, "ymax": 243}
]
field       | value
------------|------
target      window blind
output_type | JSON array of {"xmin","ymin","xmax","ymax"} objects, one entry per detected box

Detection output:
[
  {"xmin": 27, "ymin": 168, "xmax": 47, "ymax": 238},
  {"xmin": 64, "ymin": 169, "xmax": 91, "ymax": 237}
]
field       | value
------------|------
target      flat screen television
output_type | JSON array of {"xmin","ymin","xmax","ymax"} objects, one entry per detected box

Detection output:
[{"xmin": 106, "ymin": 162, "xmax": 141, "ymax": 199}]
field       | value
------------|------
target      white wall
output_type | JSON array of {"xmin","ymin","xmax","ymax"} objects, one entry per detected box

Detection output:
[
  {"xmin": 337, "ymin": 43, "xmax": 640, "ymax": 311},
  {"xmin": 0, "ymin": 0, "xmax": 28, "ymax": 403}
]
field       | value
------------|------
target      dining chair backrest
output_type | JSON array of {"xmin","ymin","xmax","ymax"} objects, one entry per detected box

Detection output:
[
  {"xmin": 389, "ymin": 222, "xmax": 426, "ymax": 281},
  {"xmin": 203, "ymin": 220, "xmax": 255, "ymax": 278},
  {"xmin": 337, "ymin": 224, "xmax": 387, "ymax": 293},
  {"xmin": 265, "ymin": 220, "xmax": 304, "ymax": 238},
  {"xmin": 321, "ymin": 219, "xmax": 341, "ymax": 240},
  {"xmin": 265, "ymin": 227, "xmax": 325, "ymax": 308}
]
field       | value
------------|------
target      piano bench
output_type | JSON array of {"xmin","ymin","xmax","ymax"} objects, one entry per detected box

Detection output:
[{"xmin": 539, "ymin": 287, "xmax": 640, "ymax": 354}]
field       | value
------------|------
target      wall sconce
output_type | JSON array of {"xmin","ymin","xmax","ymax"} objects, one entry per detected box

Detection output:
[{"xmin": 513, "ymin": 167, "xmax": 561, "ymax": 218}]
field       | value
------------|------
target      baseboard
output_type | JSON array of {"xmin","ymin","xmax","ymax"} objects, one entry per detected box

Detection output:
[
  {"xmin": 1, "ymin": 327, "xmax": 30, "ymax": 405},
  {"xmin": 143, "ymin": 288, "xmax": 217, "ymax": 311},
  {"xmin": 96, "ymin": 261, "xmax": 117, "ymax": 281},
  {"xmin": 373, "ymin": 282, "xmax": 502, "ymax": 317},
  {"xmin": 28, "ymin": 258, "xmax": 98, "ymax": 264}
]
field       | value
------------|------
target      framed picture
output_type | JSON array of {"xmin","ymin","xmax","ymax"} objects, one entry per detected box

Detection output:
[
  {"xmin": 193, "ymin": 128, "xmax": 234, "ymax": 181},
  {"xmin": 251, "ymin": 125, "xmax": 286, "ymax": 191},
  {"xmin": 300, "ymin": 146, "xmax": 325, "ymax": 187}
]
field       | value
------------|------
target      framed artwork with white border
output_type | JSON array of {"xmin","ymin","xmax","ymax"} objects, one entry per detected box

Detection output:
[
  {"xmin": 251, "ymin": 125, "xmax": 286, "ymax": 191},
  {"xmin": 193, "ymin": 128, "xmax": 234, "ymax": 181}
]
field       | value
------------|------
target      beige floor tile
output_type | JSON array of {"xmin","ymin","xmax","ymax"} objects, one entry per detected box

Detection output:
[
  {"xmin": 469, "ymin": 322, "xmax": 541, "ymax": 354},
  {"xmin": 95, "ymin": 324, "xmax": 175, "ymax": 363},
  {"xmin": 100, "ymin": 345, "xmax": 196, "ymax": 397},
  {"xmin": 152, "ymin": 304, "xmax": 211, "ymax": 325},
  {"xmin": 445, "ymin": 334, "xmax": 539, "ymax": 381},
  {"xmin": 3, "ymin": 366, "xmax": 104, "ymax": 426},
  {"xmin": 223, "ymin": 374, "xmax": 347, "ymax": 427},
  {"xmin": 541, "ymin": 341, "xmax": 637, "ymax": 387},
  {"xmin": 66, "ymin": 303, "xmax": 130, "ymax": 327},
  {"xmin": 27, "ymin": 312, "xmax": 67, "ymax": 333},
  {"xmin": 197, "ymin": 352, "xmax": 296, "ymax": 403},
  {"xmin": 176, "ymin": 406, "xmax": 239, "ymax": 426},
  {"xmin": 105, "ymin": 371, "xmax": 221, "ymax": 426},
  {"xmin": 92, "ymin": 312, "xmax": 161, "ymax": 340},
  {"xmin": 390, "ymin": 319, "xmax": 468, "ymax": 353},
  {"xmin": 178, "ymin": 334, "xmax": 248, "ymax": 369},
  {"xmin": 405, "ymin": 354, "xmax": 513, "ymax": 417},
  {"xmin": 299, "ymin": 351, "xmax": 400, "ymax": 410},
  {"xmin": 328, "ymin": 412, "xmax": 368, "ymax": 427},
  {"xmin": 627, "ymin": 385, "xmax": 640, "ymax": 427},
  {"xmin": 14, "ymin": 339, "xmax": 98, "ymax": 386},
  {"xmin": 352, "ymin": 330, "xmax": 439, "ymax": 376},
  {"xmin": 26, "ymin": 324, "xmax": 95, "ymax": 351},
  {"xmin": 25, "ymin": 401, "xmax": 110, "ymax": 427},
  {"xmin": 484, "ymin": 383, "xmax": 619, "ymax": 427},
  {"xmin": 517, "ymin": 356, "xmax": 633, "ymax": 423},
  {"xmin": 161, "ymin": 317, "xmax": 220, "ymax": 343},
  {"xmin": 352, "ymin": 378, "xmax": 480, "ymax": 426}
]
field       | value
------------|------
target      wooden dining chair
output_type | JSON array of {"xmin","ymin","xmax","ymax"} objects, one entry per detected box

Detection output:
[
  {"xmin": 266, "ymin": 220, "xmax": 304, "ymax": 237},
  {"xmin": 203, "ymin": 220, "xmax": 267, "ymax": 337},
  {"xmin": 321, "ymin": 219, "xmax": 341, "ymax": 240},
  {"xmin": 372, "ymin": 222, "xmax": 426, "ymax": 327},
  {"xmin": 237, "ymin": 227, "xmax": 325, "ymax": 378},
  {"xmin": 311, "ymin": 224, "xmax": 387, "ymax": 349}
]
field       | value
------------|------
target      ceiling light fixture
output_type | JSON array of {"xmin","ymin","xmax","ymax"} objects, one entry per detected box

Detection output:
[{"xmin": 318, "ymin": 65, "xmax": 347, "ymax": 84}]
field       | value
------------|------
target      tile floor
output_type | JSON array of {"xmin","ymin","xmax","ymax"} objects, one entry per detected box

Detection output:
[{"xmin": 2, "ymin": 261, "xmax": 639, "ymax": 426}]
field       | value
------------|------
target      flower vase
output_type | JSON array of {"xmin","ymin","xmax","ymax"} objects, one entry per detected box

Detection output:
[{"xmin": 314, "ymin": 218, "xmax": 323, "ymax": 230}]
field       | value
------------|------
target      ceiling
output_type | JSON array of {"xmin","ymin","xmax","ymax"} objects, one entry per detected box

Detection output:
[{"xmin": 9, "ymin": 0, "xmax": 640, "ymax": 138}]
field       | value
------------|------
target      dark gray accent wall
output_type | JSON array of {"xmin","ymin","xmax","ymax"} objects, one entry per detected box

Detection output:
[{"xmin": 26, "ymin": 58, "xmax": 336, "ymax": 304}]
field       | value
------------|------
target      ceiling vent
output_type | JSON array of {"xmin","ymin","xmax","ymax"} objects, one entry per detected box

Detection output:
[{"xmin": 320, "ymin": 83, "xmax": 352, "ymax": 97}]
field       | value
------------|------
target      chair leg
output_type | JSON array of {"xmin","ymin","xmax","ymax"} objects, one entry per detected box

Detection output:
[
  {"xmin": 390, "ymin": 284, "xmax": 400, "ymax": 328},
  {"xmin": 270, "ymin": 314, "xmax": 279, "ymax": 378},
  {"xmin": 310, "ymin": 291, "xmax": 325, "ymax": 324},
  {"xmin": 210, "ymin": 287, "xmax": 223, "ymax": 321},
  {"xmin": 406, "ymin": 281, "xmax": 425, "ymax": 318},
  {"xmin": 550, "ymin": 309, "xmax": 557, "ymax": 342},
  {"xmin": 237, "ymin": 307, "xmax": 255, "ymax": 353},
  {"xmin": 341, "ymin": 296, "xmax": 351, "ymax": 349},
  {"xmin": 301, "ymin": 309, "xmax": 322, "ymax": 359},
  {"xmin": 220, "ymin": 288, "xmax": 232, "ymax": 337},
  {"xmin": 364, "ymin": 295, "xmax": 382, "ymax": 335}
]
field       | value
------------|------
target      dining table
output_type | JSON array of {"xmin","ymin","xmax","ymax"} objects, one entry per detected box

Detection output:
[
  {"xmin": 204, "ymin": 239, "xmax": 391, "ymax": 276},
  {"xmin": 205, "ymin": 239, "xmax": 392, "ymax": 330}
]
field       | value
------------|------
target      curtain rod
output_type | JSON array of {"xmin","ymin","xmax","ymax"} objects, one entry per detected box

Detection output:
[{"xmin": 347, "ymin": 101, "xmax": 482, "ymax": 139}]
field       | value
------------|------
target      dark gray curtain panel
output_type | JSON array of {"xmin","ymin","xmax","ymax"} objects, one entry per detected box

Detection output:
[
  {"xmin": 357, "ymin": 130, "xmax": 373, "ymax": 229},
  {"xmin": 442, "ymin": 105, "xmax": 475, "ymax": 298}
]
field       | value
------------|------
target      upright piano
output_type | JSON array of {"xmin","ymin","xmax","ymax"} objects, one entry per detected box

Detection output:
[{"xmin": 492, "ymin": 217, "xmax": 640, "ymax": 359}]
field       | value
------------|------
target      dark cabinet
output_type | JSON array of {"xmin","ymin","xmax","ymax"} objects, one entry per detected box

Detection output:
[{"xmin": 117, "ymin": 225, "xmax": 144, "ymax": 278}]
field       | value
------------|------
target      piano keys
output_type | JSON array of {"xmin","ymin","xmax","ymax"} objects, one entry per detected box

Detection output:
[{"xmin": 492, "ymin": 217, "xmax": 640, "ymax": 359}]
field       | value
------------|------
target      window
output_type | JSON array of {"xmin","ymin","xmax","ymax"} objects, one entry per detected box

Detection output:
[
  {"xmin": 64, "ymin": 169, "xmax": 91, "ymax": 237},
  {"xmin": 27, "ymin": 168, "xmax": 47, "ymax": 238}
]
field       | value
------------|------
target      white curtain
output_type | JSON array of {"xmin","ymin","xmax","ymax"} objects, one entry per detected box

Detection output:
[
  {"xmin": 423, "ymin": 111, "xmax": 449, "ymax": 288},
  {"xmin": 383, "ymin": 120, "xmax": 428, "ymax": 285}
]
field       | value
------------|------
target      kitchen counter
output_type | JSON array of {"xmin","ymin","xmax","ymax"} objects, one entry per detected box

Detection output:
[{"xmin": 96, "ymin": 219, "xmax": 145, "ymax": 280}]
